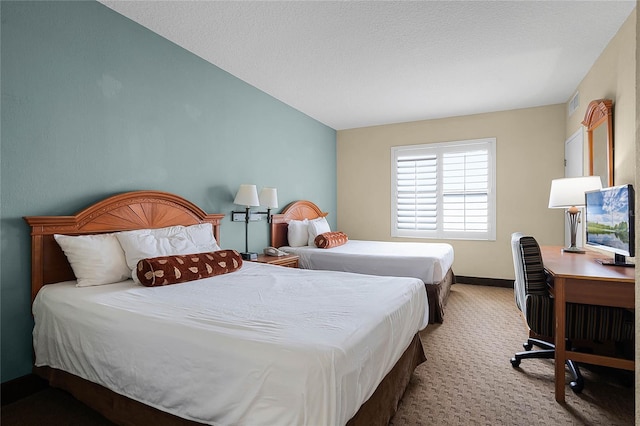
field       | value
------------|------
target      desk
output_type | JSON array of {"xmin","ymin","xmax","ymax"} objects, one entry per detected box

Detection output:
[{"xmin": 540, "ymin": 246, "xmax": 635, "ymax": 402}]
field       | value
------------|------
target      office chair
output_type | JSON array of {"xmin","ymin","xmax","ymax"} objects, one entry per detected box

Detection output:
[{"xmin": 509, "ymin": 233, "xmax": 634, "ymax": 393}]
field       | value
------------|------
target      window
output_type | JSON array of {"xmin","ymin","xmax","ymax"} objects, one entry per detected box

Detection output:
[{"xmin": 391, "ymin": 138, "xmax": 496, "ymax": 240}]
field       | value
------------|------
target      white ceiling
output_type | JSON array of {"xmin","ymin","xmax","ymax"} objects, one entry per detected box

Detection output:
[{"xmin": 99, "ymin": 1, "xmax": 636, "ymax": 130}]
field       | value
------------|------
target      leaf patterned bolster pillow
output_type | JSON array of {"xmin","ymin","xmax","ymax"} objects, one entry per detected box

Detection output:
[
  {"xmin": 314, "ymin": 231, "xmax": 349, "ymax": 249},
  {"xmin": 136, "ymin": 249, "xmax": 243, "ymax": 287}
]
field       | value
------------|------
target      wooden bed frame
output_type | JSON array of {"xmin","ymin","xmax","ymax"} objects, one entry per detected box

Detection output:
[
  {"xmin": 271, "ymin": 200, "xmax": 455, "ymax": 323},
  {"xmin": 24, "ymin": 191, "xmax": 225, "ymax": 304},
  {"xmin": 24, "ymin": 190, "xmax": 425, "ymax": 426}
]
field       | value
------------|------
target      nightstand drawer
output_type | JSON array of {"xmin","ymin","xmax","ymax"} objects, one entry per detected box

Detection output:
[{"xmin": 251, "ymin": 254, "xmax": 299, "ymax": 268}]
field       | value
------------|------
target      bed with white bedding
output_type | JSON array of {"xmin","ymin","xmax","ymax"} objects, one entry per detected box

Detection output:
[
  {"xmin": 282, "ymin": 240, "xmax": 454, "ymax": 284},
  {"xmin": 270, "ymin": 200, "xmax": 456, "ymax": 323},
  {"xmin": 25, "ymin": 190, "xmax": 428, "ymax": 426},
  {"xmin": 33, "ymin": 262, "xmax": 427, "ymax": 425}
]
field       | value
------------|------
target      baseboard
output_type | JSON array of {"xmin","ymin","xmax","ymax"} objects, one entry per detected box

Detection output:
[
  {"xmin": 456, "ymin": 276, "xmax": 513, "ymax": 288},
  {"xmin": 1, "ymin": 373, "xmax": 48, "ymax": 406}
]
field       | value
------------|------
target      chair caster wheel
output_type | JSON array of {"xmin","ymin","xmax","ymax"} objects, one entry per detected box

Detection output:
[
  {"xmin": 510, "ymin": 357, "xmax": 521, "ymax": 367},
  {"xmin": 570, "ymin": 379, "xmax": 583, "ymax": 393},
  {"xmin": 523, "ymin": 342, "xmax": 532, "ymax": 351}
]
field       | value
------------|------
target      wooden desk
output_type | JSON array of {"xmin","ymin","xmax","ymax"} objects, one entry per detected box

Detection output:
[{"xmin": 540, "ymin": 246, "xmax": 635, "ymax": 402}]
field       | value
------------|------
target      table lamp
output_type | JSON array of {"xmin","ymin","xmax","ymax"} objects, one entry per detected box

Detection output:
[
  {"xmin": 548, "ymin": 176, "xmax": 602, "ymax": 253},
  {"xmin": 233, "ymin": 184, "xmax": 260, "ymax": 260},
  {"xmin": 258, "ymin": 187, "xmax": 278, "ymax": 223}
]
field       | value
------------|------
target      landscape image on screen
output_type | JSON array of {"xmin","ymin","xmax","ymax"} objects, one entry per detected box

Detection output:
[{"xmin": 586, "ymin": 186, "xmax": 630, "ymax": 251}]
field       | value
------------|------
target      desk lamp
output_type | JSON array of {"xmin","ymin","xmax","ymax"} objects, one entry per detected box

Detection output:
[
  {"xmin": 548, "ymin": 176, "xmax": 602, "ymax": 253},
  {"xmin": 233, "ymin": 184, "xmax": 260, "ymax": 260}
]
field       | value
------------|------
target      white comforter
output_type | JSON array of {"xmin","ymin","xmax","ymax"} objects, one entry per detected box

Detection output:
[
  {"xmin": 33, "ymin": 261, "xmax": 428, "ymax": 426},
  {"xmin": 281, "ymin": 240, "xmax": 454, "ymax": 284}
]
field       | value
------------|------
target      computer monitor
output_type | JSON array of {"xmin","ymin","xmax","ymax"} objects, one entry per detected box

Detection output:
[{"xmin": 585, "ymin": 184, "xmax": 635, "ymax": 267}]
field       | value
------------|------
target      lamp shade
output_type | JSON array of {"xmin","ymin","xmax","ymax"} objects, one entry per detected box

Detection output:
[
  {"xmin": 548, "ymin": 176, "xmax": 602, "ymax": 208},
  {"xmin": 234, "ymin": 184, "xmax": 260, "ymax": 207},
  {"xmin": 259, "ymin": 187, "xmax": 278, "ymax": 209}
]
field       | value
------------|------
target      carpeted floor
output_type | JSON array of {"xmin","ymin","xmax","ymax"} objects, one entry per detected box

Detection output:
[
  {"xmin": 1, "ymin": 283, "xmax": 635, "ymax": 425},
  {"xmin": 392, "ymin": 283, "xmax": 635, "ymax": 425}
]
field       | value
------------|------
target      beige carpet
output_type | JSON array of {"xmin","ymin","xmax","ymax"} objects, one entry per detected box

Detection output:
[
  {"xmin": 391, "ymin": 283, "xmax": 635, "ymax": 425},
  {"xmin": 2, "ymin": 284, "xmax": 634, "ymax": 425}
]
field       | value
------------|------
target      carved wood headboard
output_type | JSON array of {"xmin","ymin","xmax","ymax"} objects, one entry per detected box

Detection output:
[
  {"xmin": 269, "ymin": 200, "xmax": 328, "ymax": 248},
  {"xmin": 24, "ymin": 190, "xmax": 224, "ymax": 303}
]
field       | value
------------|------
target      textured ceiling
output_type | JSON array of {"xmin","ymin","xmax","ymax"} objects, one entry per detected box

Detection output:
[{"xmin": 99, "ymin": 1, "xmax": 636, "ymax": 130}]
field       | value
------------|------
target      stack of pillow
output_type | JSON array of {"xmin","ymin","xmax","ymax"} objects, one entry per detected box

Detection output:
[
  {"xmin": 287, "ymin": 216, "xmax": 348, "ymax": 249},
  {"xmin": 54, "ymin": 223, "xmax": 242, "ymax": 288}
]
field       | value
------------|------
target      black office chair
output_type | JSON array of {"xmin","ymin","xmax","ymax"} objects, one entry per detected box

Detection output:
[{"xmin": 509, "ymin": 233, "xmax": 634, "ymax": 393}]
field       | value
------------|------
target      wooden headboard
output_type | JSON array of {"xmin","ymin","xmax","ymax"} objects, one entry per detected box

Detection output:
[
  {"xmin": 24, "ymin": 190, "xmax": 225, "ymax": 303},
  {"xmin": 270, "ymin": 200, "xmax": 328, "ymax": 248}
]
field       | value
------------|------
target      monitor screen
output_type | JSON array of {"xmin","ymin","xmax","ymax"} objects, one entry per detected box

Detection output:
[{"xmin": 585, "ymin": 184, "xmax": 635, "ymax": 263}]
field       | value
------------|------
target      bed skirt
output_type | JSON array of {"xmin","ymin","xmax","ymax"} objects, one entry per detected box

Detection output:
[
  {"xmin": 34, "ymin": 334, "xmax": 426, "ymax": 426},
  {"xmin": 427, "ymin": 268, "xmax": 456, "ymax": 324}
]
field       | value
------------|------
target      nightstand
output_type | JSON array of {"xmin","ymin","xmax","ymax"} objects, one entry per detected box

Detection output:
[{"xmin": 250, "ymin": 254, "xmax": 299, "ymax": 268}]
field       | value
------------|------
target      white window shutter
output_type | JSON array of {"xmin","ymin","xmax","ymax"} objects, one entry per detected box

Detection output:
[{"xmin": 392, "ymin": 138, "xmax": 496, "ymax": 240}]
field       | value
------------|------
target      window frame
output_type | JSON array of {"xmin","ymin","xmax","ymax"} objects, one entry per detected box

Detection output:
[{"xmin": 391, "ymin": 138, "xmax": 497, "ymax": 241}]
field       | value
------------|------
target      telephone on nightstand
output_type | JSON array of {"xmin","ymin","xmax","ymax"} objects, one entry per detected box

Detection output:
[{"xmin": 264, "ymin": 247, "xmax": 287, "ymax": 257}]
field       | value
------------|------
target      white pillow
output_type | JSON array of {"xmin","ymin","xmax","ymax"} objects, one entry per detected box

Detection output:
[
  {"xmin": 54, "ymin": 233, "xmax": 131, "ymax": 287},
  {"xmin": 287, "ymin": 219, "xmax": 309, "ymax": 247},
  {"xmin": 116, "ymin": 223, "xmax": 219, "ymax": 283},
  {"xmin": 182, "ymin": 223, "xmax": 221, "ymax": 252},
  {"xmin": 307, "ymin": 217, "xmax": 331, "ymax": 247}
]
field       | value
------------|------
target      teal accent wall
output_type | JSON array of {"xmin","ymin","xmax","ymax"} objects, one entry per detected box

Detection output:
[{"xmin": 0, "ymin": 1, "xmax": 336, "ymax": 382}]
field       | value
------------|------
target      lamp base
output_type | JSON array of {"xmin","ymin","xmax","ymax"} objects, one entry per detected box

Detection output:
[
  {"xmin": 562, "ymin": 246, "xmax": 585, "ymax": 254},
  {"xmin": 241, "ymin": 252, "xmax": 258, "ymax": 260}
]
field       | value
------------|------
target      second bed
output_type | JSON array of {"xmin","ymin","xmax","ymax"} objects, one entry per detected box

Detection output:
[{"xmin": 271, "ymin": 200, "xmax": 455, "ymax": 323}]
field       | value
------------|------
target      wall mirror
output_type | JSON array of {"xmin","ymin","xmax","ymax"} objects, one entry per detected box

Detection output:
[{"xmin": 582, "ymin": 99, "xmax": 613, "ymax": 187}]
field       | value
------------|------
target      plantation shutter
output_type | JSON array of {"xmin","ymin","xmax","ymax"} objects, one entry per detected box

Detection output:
[
  {"xmin": 392, "ymin": 138, "xmax": 495, "ymax": 240},
  {"xmin": 396, "ymin": 155, "xmax": 437, "ymax": 231},
  {"xmin": 442, "ymin": 149, "xmax": 489, "ymax": 233}
]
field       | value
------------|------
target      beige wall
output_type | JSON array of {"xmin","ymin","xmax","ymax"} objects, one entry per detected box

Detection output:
[
  {"xmin": 337, "ymin": 8, "xmax": 637, "ymax": 281},
  {"xmin": 571, "ymin": 9, "xmax": 637, "ymax": 401},
  {"xmin": 567, "ymin": 8, "xmax": 636, "ymax": 186},
  {"xmin": 337, "ymin": 105, "xmax": 566, "ymax": 279},
  {"xmin": 568, "ymin": 8, "xmax": 636, "ymax": 268}
]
